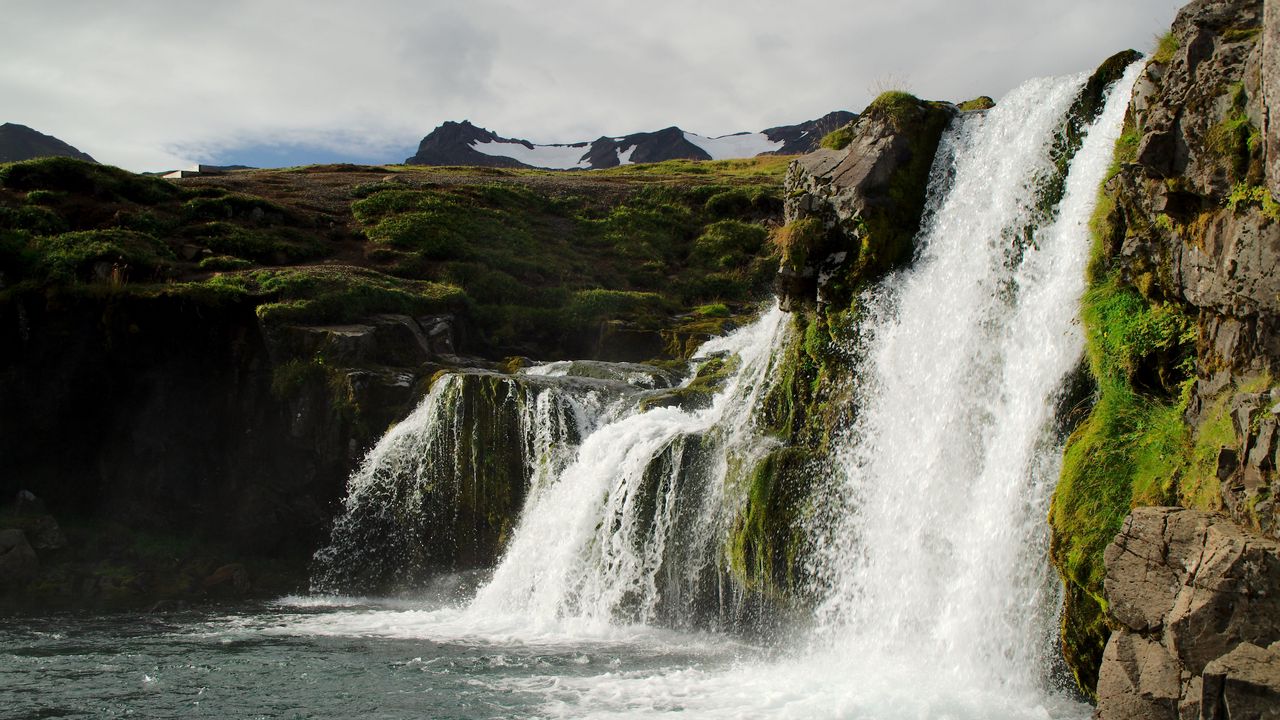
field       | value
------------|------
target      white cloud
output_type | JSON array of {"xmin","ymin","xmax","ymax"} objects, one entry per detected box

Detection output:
[{"xmin": 0, "ymin": 0, "xmax": 1185, "ymax": 171}]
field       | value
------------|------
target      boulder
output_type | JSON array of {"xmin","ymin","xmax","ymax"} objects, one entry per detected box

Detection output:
[
  {"xmin": 1096, "ymin": 508, "xmax": 1280, "ymax": 719},
  {"xmin": 778, "ymin": 94, "xmax": 954, "ymax": 311},
  {"xmin": 201, "ymin": 563, "xmax": 251, "ymax": 597},
  {"xmin": 0, "ymin": 528, "xmax": 39, "ymax": 587},
  {"xmin": 1095, "ymin": 632, "xmax": 1181, "ymax": 720},
  {"xmin": 1200, "ymin": 642, "xmax": 1280, "ymax": 719}
]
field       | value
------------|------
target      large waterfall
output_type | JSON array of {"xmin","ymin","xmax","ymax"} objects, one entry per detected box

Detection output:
[{"xmin": 297, "ymin": 63, "xmax": 1143, "ymax": 718}]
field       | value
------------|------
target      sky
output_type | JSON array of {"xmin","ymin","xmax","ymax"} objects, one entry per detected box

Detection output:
[{"xmin": 2, "ymin": 0, "xmax": 1185, "ymax": 172}]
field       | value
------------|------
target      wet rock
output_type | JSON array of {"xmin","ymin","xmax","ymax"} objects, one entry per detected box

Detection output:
[
  {"xmin": 271, "ymin": 313, "xmax": 439, "ymax": 368},
  {"xmin": 23, "ymin": 515, "xmax": 66, "ymax": 551},
  {"xmin": 14, "ymin": 489, "xmax": 46, "ymax": 515},
  {"xmin": 0, "ymin": 529, "xmax": 39, "ymax": 586},
  {"xmin": 201, "ymin": 563, "xmax": 250, "ymax": 597}
]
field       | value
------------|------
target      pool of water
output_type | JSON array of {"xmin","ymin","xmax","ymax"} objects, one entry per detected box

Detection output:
[{"xmin": 1, "ymin": 595, "xmax": 1090, "ymax": 720}]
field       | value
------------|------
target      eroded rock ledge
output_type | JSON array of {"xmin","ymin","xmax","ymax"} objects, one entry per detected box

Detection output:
[{"xmin": 1096, "ymin": 507, "xmax": 1280, "ymax": 719}]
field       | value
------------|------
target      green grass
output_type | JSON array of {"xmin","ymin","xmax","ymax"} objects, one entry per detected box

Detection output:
[
  {"xmin": 204, "ymin": 265, "xmax": 468, "ymax": 325},
  {"xmin": 1, "ymin": 156, "xmax": 787, "ymax": 359},
  {"xmin": 956, "ymin": 96, "xmax": 995, "ymax": 112},
  {"xmin": 865, "ymin": 90, "xmax": 919, "ymax": 127},
  {"xmin": 1152, "ymin": 31, "xmax": 1180, "ymax": 64},
  {"xmin": 0, "ymin": 156, "xmax": 178, "ymax": 205},
  {"xmin": 819, "ymin": 124, "xmax": 855, "ymax": 151},
  {"xmin": 35, "ymin": 229, "xmax": 176, "ymax": 282},
  {"xmin": 1226, "ymin": 183, "xmax": 1280, "ymax": 221}
]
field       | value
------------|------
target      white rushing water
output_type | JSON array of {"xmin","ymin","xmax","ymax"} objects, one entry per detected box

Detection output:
[
  {"xmin": 810, "ymin": 62, "xmax": 1144, "ymax": 700},
  {"xmin": 468, "ymin": 303, "xmax": 791, "ymax": 630},
  {"xmin": 292, "ymin": 63, "xmax": 1143, "ymax": 719}
]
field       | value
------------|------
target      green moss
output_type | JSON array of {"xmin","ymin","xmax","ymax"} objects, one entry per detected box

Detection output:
[
  {"xmin": 1226, "ymin": 183, "xmax": 1280, "ymax": 221},
  {"xmin": 568, "ymin": 288, "xmax": 666, "ymax": 323},
  {"xmin": 1222, "ymin": 27, "xmax": 1262, "ymax": 43},
  {"xmin": 182, "ymin": 221, "xmax": 328, "ymax": 263},
  {"xmin": 864, "ymin": 90, "xmax": 920, "ymax": 129},
  {"xmin": 203, "ymin": 265, "xmax": 468, "ymax": 325},
  {"xmin": 1152, "ymin": 31, "xmax": 1180, "ymax": 64},
  {"xmin": 819, "ymin": 124, "xmax": 855, "ymax": 151},
  {"xmin": 956, "ymin": 96, "xmax": 996, "ymax": 112},
  {"xmin": 692, "ymin": 220, "xmax": 768, "ymax": 267},
  {"xmin": 693, "ymin": 303, "xmax": 730, "ymax": 318},
  {"xmin": 727, "ymin": 447, "xmax": 815, "ymax": 597},
  {"xmin": 198, "ymin": 255, "xmax": 253, "ymax": 271},
  {"xmin": 1206, "ymin": 84, "xmax": 1262, "ymax": 182},
  {"xmin": 703, "ymin": 186, "xmax": 781, "ymax": 217}
]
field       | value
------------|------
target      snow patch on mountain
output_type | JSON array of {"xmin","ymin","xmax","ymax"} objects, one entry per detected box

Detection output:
[
  {"xmin": 682, "ymin": 131, "xmax": 783, "ymax": 160},
  {"xmin": 470, "ymin": 139, "xmax": 591, "ymax": 169}
]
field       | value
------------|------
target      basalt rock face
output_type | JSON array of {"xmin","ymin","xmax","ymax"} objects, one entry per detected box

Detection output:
[
  {"xmin": 1096, "ymin": 508, "xmax": 1280, "ymax": 719},
  {"xmin": 1074, "ymin": 0, "xmax": 1280, "ymax": 708},
  {"xmin": 1097, "ymin": 0, "xmax": 1279, "ymax": 534},
  {"xmin": 777, "ymin": 95, "xmax": 955, "ymax": 312},
  {"xmin": 0, "ymin": 290, "xmax": 450, "ymax": 607}
]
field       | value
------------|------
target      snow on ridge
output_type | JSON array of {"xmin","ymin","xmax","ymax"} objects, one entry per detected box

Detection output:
[
  {"xmin": 470, "ymin": 139, "xmax": 591, "ymax": 169},
  {"xmin": 683, "ymin": 131, "xmax": 784, "ymax": 160},
  {"xmin": 616, "ymin": 145, "xmax": 637, "ymax": 166}
]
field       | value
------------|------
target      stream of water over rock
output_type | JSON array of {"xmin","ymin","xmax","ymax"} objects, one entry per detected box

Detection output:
[{"xmin": 2, "ymin": 63, "xmax": 1142, "ymax": 719}]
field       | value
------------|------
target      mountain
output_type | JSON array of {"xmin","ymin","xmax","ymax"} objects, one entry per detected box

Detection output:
[
  {"xmin": 0, "ymin": 123, "xmax": 96, "ymax": 164},
  {"xmin": 404, "ymin": 111, "xmax": 855, "ymax": 169}
]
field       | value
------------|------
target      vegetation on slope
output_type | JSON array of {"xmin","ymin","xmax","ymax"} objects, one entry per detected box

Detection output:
[{"xmin": 0, "ymin": 156, "xmax": 788, "ymax": 359}]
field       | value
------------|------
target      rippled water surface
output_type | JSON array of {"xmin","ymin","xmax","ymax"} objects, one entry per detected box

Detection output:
[{"xmin": 2, "ymin": 597, "xmax": 761, "ymax": 720}]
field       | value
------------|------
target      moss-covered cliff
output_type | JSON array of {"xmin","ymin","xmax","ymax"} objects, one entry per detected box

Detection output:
[
  {"xmin": 0, "ymin": 156, "xmax": 789, "ymax": 610},
  {"xmin": 1047, "ymin": 0, "xmax": 1280, "ymax": 704}
]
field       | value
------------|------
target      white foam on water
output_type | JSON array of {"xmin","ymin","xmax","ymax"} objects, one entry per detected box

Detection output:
[{"xmin": 467, "ymin": 303, "xmax": 791, "ymax": 628}]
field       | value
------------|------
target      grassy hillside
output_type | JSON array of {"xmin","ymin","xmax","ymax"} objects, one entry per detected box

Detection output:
[{"xmin": 0, "ymin": 156, "xmax": 790, "ymax": 359}]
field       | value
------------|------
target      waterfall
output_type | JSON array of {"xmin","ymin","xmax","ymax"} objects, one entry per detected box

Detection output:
[
  {"xmin": 302, "ymin": 59, "xmax": 1143, "ymax": 719},
  {"xmin": 311, "ymin": 368, "xmax": 633, "ymax": 594},
  {"xmin": 467, "ymin": 303, "xmax": 792, "ymax": 629},
  {"xmin": 809, "ymin": 62, "xmax": 1144, "ymax": 698}
]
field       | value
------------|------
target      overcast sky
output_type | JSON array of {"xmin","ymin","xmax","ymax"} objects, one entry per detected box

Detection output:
[{"xmin": 3, "ymin": 0, "xmax": 1184, "ymax": 172}]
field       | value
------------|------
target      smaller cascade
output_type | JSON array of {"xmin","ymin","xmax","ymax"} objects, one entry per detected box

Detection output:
[
  {"xmin": 467, "ymin": 303, "xmax": 792, "ymax": 630},
  {"xmin": 311, "ymin": 366, "xmax": 657, "ymax": 594}
]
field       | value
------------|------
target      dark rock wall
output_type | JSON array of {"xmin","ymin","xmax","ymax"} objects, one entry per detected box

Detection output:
[
  {"xmin": 0, "ymin": 289, "xmax": 424, "ymax": 579},
  {"xmin": 1069, "ymin": 0, "xmax": 1280, "ymax": 714}
]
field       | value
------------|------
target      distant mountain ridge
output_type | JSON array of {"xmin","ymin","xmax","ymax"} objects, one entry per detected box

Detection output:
[
  {"xmin": 404, "ymin": 111, "xmax": 855, "ymax": 170},
  {"xmin": 0, "ymin": 123, "xmax": 96, "ymax": 164}
]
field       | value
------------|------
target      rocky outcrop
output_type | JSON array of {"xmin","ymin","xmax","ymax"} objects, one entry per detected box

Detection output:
[
  {"xmin": 0, "ymin": 529, "xmax": 39, "ymax": 586},
  {"xmin": 777, "ymin": 94, "xmax": 955, "ymax": 311},
  {"xmin": 0, "ymin": 123, "xmax": 95, "ymax": 164},
  {"xmin": 1096, "ymin": 507, "xmax": 1280, "ymax": 719},
  {"xmin": 1053, "ymin": 0, "xmax": 1280, "ymax": 694}
]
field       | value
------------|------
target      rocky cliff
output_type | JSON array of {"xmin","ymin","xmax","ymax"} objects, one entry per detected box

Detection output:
[
  {"xmin": 0, "ymin": 155, "xmax": 788, "ymax": 610},
  {"xmin": 1043, "ymin": 0, "xmax": 1280, "ymax": 713}
]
